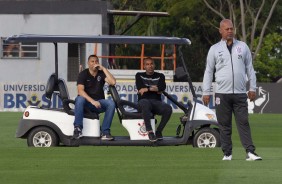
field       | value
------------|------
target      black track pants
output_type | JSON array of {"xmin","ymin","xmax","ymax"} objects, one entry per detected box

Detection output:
[
  {"xmin": 215, "ymin": 93, "xmax": 256, "ymax": 155},
  {"xmin": 138, "ymin": 99, "xmax": 172, "ymax": 132}
]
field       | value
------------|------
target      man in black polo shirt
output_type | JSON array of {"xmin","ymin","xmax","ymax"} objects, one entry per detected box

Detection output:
[
  {"xmin": 135, "ymin": 57, "xmax": 172, "ymax": 142},
  {"xmin": 73, "ymin": 55, "xmax": 116, "ymax": 140}
]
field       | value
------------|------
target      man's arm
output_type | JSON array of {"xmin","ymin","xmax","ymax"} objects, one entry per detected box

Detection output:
[
  {"xmin": 202, "ymin": 46, "xmax": 215, "ymax": 105},
  {"xmin": 149, "ymin": 73, "xmax": 166, "ymax": 93},
  {"xmin": 135, "ymin": 73, "xmax": 143, "ymax": 90},
  {"xmin": 135, "ymin": 73, "xmax": 149, "ymax": 96},
  {"xmin": 76, "ymin": 71, "xmax": 101, "ymax": 108},
  {"xmin": 157, "ymin": 73, "xmax": 166, "ymax": 91},
  {"xmin": 77, "ymin": 84, "xmax": 101, "ymax": 108},
  {"xmin": 93, "ymin": 63, "xmax": 116, "ymax": 85},
  {"xmin": 245, "ymin": 43, "xmax": 256, "ymax": 101},
  {"xmin": 101, "ymin": 66, "xmax": 116, "ymax": 86}
]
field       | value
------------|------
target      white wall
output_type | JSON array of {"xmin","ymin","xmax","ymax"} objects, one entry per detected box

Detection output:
[{"xmin": 0, "ymin": 14, "xmax": 102, "ymax": 83}]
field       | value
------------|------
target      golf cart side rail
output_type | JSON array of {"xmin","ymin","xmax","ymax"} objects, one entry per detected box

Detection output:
[{"xmin": 162, "ymin": 91, "xmax": 190, "ymax": 115}]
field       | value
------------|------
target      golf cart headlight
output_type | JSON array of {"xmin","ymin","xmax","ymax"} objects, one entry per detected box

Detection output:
[
  {"xmin": 24, "ymin": 111, "xmax": 30, "ymax": 117},
  {"xmin": 205, "ymin": 114, "xmax": 216, "ymax": 121}
]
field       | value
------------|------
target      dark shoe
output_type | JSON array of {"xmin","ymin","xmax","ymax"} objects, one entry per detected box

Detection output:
[
  {"xmin": 148, "ymin": 132, "xmax": 157, "ymax": 142},
  {"xmin": 101, "ymin": 133, "xmax": 114, "ymax": 141},
  {"xmin": 155, "ymin": 131, "xmax": 163, "ymax": 140},
  {"xmin": 73, "ymin": 126, "xmax": 82, "ymax": 139}
]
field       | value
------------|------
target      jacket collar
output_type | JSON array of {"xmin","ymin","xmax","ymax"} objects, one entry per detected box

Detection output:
[{"xmin": 220, "ymin": 38, "xmax": 237, "ymax": 45}]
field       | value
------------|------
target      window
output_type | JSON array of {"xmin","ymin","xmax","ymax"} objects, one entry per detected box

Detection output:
[
  {"xmin": 1, "ymin": 38, "xmax": 39, "ymax": 59},
  {"xmin": 67, "ymin": 43, "xmax": 86, "ymax": 81}
]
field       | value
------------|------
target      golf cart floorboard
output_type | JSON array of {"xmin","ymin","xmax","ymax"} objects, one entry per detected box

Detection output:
[{"xmin": 66, "ymin": 136, "xmax": 188, "ymax": 146}]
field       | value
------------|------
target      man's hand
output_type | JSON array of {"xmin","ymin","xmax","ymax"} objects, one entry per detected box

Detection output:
[
  {"xmin": 93, "ymin": 63, "xmax": 103, "ymax": 70},
  {"xmin": 248, "ymin": 91, "xmax": 256, "ymax": 102},
  {"xmin": 150, "ymin": 85, "xmax": 158, "ymax": 92},
  {"xmin": 90, "ymin": 100, "xmax": 101, "ymax": 108},
  {"xmin": 202, "ymin": 95, "xmax": 210, "ymax": 106},
  {"xmin": 138, "ymin": 88, "xmax": 148, "ymax": 96}
]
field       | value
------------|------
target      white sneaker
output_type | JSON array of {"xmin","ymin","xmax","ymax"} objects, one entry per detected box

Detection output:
[
  {"xmin": 222, "ymin": 155, "xmax": 232, "ymax": 161},
  {"xmin": 246, "ymin": 152, "xmax": 262, "ymax": 161}
]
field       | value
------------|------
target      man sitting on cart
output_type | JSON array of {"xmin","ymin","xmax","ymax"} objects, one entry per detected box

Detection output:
[
  {"xmin": 73, "ymin": 55, "xmax": 116, "ymax": 140},
  {"xmin": 135, "ymin": 57, "xmax": 172, "ymax": 142}
]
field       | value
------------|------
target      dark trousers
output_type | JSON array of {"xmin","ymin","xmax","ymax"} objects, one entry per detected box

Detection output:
[
  {"xmin": 215, "ymin": 93, "xmax": 255, "ymax": 155},
  {"xmin": 138, "ymin": 99, "xmax": 172, "ymax": 132}
]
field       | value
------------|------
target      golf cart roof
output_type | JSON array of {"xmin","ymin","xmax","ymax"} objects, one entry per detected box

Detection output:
[{"xmin": 5, "ymin": 34, "xmax": 191, "ymax": 45}]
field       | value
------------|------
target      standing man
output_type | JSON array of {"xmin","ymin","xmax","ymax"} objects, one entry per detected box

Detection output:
[
  {"xmin": 73, "ymin": 55, "xmax": 116, "ymax": 140},
  {"xmin": 135, "ymin": 57, "xmax": 172, "ymax": 142},
  {"xmin": 202, "ymin": 19, "xmax": 262, "ymax": 161}
]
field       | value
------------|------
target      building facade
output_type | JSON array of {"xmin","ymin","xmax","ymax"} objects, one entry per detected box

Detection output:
[{"xmin": 0, "ymin": 0, "xmax": 110, "ymax": 83}]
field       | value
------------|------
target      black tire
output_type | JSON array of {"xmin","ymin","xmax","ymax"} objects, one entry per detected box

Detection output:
[
  {"xmin": 27, "ymin": 127, "xmax": 59, "ymax": 147},
  {"xmin": 193, "ymin": 127, "xmax": 220, "ymax": 148}
]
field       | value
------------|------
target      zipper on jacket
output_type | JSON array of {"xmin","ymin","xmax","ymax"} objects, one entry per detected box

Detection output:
[
  {"xmin": 227, "ymin": 44, "xmax": 234, "ymax": 93},
  {"xmin": 231, "ymin": 52, "xmax": 234, "ymax": 93}
]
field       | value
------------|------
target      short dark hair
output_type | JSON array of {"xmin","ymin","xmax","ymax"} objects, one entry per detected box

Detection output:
[
  {"xmin": 143, "ymin": 57, "xmax": 154, "ymax": 64},
  {"xmin": 88, "ymin": 54, "xmax": 98, "ymax": 61}
]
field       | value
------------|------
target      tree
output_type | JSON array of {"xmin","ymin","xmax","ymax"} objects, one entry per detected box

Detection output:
[
  {"xmin": 110, "ymin": 0, "xmax": 180, "ymax": 70},
  {"xmin": 253, "ymin": 33, "xmax": 282, "ymax": 82},
  {"xmin": 202, "ymin": 0, "xmax": 280, "ymax": 61},
  {"xmin": 109, "ymin": 0, "xmax": 281, "ymax": 82},
  {"xmin": 110, "ymin": 0, "xmax": 166, "ymax": 36}
]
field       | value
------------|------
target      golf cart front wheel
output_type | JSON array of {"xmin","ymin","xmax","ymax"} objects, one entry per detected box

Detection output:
[
  {"xmin": 193, "ymin": 127, "xmax": 220, "ymax": 148},
  {"xmin": 27, "ymin": 127, "xmax": 59, "ymax": 147}
]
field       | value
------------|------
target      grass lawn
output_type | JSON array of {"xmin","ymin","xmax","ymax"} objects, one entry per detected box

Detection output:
[{"xmin": 0, "ymin": 112, "xmax": 282, "ymax": 184}]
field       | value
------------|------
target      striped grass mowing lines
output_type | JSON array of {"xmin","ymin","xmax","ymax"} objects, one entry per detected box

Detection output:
[{"xmin": 0, "ymin": 112, "xmax": 282, "ymax": 184}]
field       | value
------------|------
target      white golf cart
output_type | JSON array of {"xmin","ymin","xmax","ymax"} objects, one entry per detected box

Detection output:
[{"xmin": 6, "ymin": 34, "xmax": 220, "ymax": 147}]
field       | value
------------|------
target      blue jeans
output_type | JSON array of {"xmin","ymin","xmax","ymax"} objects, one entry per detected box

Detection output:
[{"xmin": 73, "ymin": 96, "xmax": 115, "ymax": 135}]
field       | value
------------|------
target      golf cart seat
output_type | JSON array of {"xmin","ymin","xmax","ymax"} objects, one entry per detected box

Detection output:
[
  {"xmin": 45, "ymin": 74, "xmax": 99, "ymax": 119},
  {"xmin": 108, "ymin": 85, "xmax": 143, "ymax": 120},
  {"xmin": 45, "ymin": 73, "xmax": 57, "ymax": 101},
  {"xmin": 109, "ymin": 85, "xmax": 156, "ymax": 140},
  {"xmin": 56, "ymin": 78, "xmax": 75, "ymax": 115}
]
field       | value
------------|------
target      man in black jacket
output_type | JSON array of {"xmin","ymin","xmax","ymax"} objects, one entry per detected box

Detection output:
[{"xmin": 135, "ymin": 57, "xmax": 172, "ymax": 142}]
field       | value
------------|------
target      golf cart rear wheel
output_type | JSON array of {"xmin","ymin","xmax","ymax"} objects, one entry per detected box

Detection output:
[
  {"xmin": 27, "ymin": 127, "xmax": 59, "ymax": 147},
  {"xmin": 193, "ymin": 127, "xmax": 220, "ymax": 148}
]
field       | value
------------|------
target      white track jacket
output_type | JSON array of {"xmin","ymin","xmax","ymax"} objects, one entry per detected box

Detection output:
[{"xmin": 202, "ymin": 39, "xmax": 256, "ymax": 95}]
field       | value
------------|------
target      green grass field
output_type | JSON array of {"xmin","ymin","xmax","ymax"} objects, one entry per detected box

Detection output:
[{"xmin": 0, "ymin": 112, "xmax": 282, "ymax": 184}]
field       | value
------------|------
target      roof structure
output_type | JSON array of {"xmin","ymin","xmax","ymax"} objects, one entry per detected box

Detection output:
[
  {"xmin": 107, "ymin": 10, "xmax": 169, "ymax": 17},
  {"xmin": 5, "ymin": 34, "xmax": 191, "ymax": 45}
]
